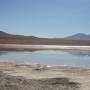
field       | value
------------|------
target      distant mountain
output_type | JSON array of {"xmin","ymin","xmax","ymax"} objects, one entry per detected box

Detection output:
[
  {"xmin": 65, "ymin": 33, "xmax": 90, "ymax": 40},
  {"xmin": 0, "ymin": 31, "xmax": 38, "ymax": 39},
  {"xmin": 0, "ymin": 31, "xmax": 10, "ymax": 37},
  {"xmin": 1, "ymin": 31, "xmax": 90, "ymax": 40},
  {"xmin": 0, "ymin": 31, "xmax": 90, "ymax": 45}
]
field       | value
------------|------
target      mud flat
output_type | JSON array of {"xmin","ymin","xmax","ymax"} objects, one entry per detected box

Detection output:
[{"xmin": 0, "ymin": 61, "xmax": 90, "ymax": 90}]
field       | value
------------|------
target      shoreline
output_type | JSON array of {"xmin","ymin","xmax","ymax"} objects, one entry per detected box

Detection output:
[
  {"xmin": 0, "ymin": 44, "xmax": 90, "ymax": 89},
  {"xmin": 0, "ymin": 60, "xmax": 90, "ymax": 90},
  {"xmin": 0, "ymin": 60, "xmax": 90, "ymax": 69},
  {"xmin": 0, "ymin": 44, "xmax": 90, "ymax": 51},
  {"xmin": 0, "ymin": 44, "xmax": 90, "ymax": 69}
]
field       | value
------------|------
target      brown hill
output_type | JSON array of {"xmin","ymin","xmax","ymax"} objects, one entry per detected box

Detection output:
[
  {"xmin": 0, "ymin": 31, "xmax": 90, "ymax": 46},
  {"xmin": 0, "ymin": 31, "xmax": 38, "ymax": 39}
]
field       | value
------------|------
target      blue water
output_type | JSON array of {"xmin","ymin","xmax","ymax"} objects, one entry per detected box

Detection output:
[{"xmin": 0, "ymin": 50, "xmax": 90, "ymax": 67}]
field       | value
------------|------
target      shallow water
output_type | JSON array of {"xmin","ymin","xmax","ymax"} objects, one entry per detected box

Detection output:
[{"xmin": 0, "ymin": 49, "xmax": 90, "ymax": 68}]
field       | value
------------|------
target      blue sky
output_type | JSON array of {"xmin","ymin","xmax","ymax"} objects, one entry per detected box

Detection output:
[{"xmin": 0, "ymin": 0, "xmax": 90, "ymax": 38}]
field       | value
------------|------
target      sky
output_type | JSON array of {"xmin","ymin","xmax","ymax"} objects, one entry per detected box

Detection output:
[{"xmin": 0, "ymin": 0, "xmax": 90, "ymax": 38}]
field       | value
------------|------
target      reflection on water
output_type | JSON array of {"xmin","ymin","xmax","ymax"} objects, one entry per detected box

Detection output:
[
  {"xmin": 0, "ymin": 51, "xmax": 7, "ymax": 56},
  {"xmin": 1, "ymin": 49, "xmax": 90, "ymax": 56},
  {"xmin": 0, "ymin": 49, "xmax": 90, "ymax": 67},
  {"xmin": 59, "ymin": 50, "xmax": 90, "ymax": 56}
]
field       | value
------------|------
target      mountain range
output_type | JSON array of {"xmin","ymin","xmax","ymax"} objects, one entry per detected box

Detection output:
[
  {"xmin": 0, "ymin": 31, "xmax": 90, "ymax": 40},
  {"xmin": 0, "ymin": 31, "xmax": 38, "ymax": 39},
  {"xmin": 65, "ymin": 33, "xmax": 90, "ymax": 40},
  {"xmin": 0, "ymin": 31, "xmax": 90, "ymax": 45}
]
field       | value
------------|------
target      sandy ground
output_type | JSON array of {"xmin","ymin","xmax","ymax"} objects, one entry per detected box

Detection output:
[{"xmin": 0, "ymin": 61, "xmax": 90, "ymax": 90}]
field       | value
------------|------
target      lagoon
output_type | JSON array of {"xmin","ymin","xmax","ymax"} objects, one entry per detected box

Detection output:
[
  {"xmin": 0, "ymin": 50, "xmax": 90, "ymax": 68},
  {"xmin": 0, "ymin": 44, "xmax": 90, "ymax": 68}
]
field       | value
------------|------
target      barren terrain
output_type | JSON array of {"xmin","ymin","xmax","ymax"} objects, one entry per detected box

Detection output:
[{"xmin": 0, "ymin": 61, "xmax": 90, "ymax": 90}]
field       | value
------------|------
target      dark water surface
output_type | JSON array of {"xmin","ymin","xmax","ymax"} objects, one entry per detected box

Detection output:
[{"xmin": 0, "ymin": 49, "xmax": 90, "ymax": 68}]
